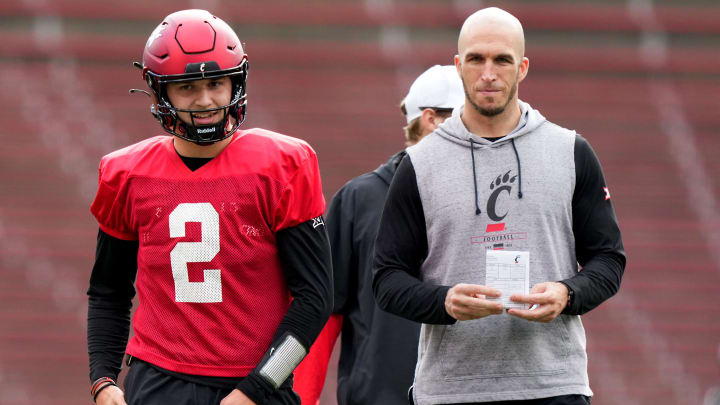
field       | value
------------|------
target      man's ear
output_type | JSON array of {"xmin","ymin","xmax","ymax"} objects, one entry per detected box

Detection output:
[
  {"xmin": 420, "ymin": 108, "xmax": 442, "ymax": 134},
  {"xmin": 518, "ymin": 57, "xmax": 530, "ymax": 83}
]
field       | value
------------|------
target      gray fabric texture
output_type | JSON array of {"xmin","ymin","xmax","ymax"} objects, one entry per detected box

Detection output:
[{"xmin": 406, "ymin": 101, "xmax": 592, "ymax": 404}]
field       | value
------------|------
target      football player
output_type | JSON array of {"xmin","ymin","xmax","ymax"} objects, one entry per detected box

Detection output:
[{"xmin": 86, "ymin": 9, "xmax": 332, "ymax": 405}]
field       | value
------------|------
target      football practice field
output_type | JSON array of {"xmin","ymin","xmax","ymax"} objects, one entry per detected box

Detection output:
[{"xmin": 0, "ymin": 0, "xmax": 718, "ymax": 404}]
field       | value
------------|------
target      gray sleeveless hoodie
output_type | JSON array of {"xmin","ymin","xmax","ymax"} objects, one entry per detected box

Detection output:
[{"xmin": 406, "ymin": 101, "xmax": 592, "ymax": 404}]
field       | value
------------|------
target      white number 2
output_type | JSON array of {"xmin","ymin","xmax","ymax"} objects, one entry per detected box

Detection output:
[{"xmin": 169, "ymin": 203, "xmax": 222, "ymax": 303}]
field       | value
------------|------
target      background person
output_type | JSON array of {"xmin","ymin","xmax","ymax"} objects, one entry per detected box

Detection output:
[
  {"xmin": 293, "ymin": 64, "xmax": 464, "ymax": 405},
  {"xmin": 310, "ymin": 65, "xmax": 464, "ymax": 405}
]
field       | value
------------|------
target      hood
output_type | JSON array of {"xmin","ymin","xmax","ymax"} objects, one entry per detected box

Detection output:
[
  {"xmin": 434, "ymin": 100, "xmax": 546, "ymax": 148},
  {"xmin": 372, "ymin": 150, "xmax": 406, "ymax": 186}
]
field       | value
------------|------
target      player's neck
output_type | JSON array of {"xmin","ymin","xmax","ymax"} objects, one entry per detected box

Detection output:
[
  {"xmin": 461, "ymin": 100, "xmax": 521, "ymax": 139},
  {"xmin": 173, "ymin": 135, "xmax": 233, "ymax": 158}
]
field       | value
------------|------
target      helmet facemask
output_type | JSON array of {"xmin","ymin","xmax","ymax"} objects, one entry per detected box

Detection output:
[{"xmin": 147, "ymin": 57, "xmax": 249, "ymax": 145}]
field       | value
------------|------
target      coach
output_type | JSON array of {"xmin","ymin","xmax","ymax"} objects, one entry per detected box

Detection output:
[{"xmin": 372, "ymin": 7, "xmax": 625, "ymax": 405}]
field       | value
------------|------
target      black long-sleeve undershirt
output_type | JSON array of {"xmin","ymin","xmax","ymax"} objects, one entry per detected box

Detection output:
[
  {"xmin": 370, "ymin": 156, "xmax": 454, "ymax": 325},
  {"xmin": 87, "ymin": 230, "xmax": 138, "ymax": 382},
  {"xmin": 565, "ymin": 135, "xmax": 626, "ymax": 314},
  {"xmin": 87, "ymin": 218, "xmax": 332, "ymax": 402},
  {"xmin": 373, "ymin": 134, "xmax": 626, "ymax": 323}
]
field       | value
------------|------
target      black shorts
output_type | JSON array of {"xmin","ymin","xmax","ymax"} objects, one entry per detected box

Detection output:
[{"xmin": 123, "ymin": 359, "xmax": 300, "ymax": 405}]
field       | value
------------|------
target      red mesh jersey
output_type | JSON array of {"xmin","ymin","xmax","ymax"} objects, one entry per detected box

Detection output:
[{"xmin": 90, "ymin": 130, "xmax": 326, "ymax": 377}]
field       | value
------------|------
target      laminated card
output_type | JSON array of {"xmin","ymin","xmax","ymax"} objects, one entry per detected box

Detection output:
[{"xmin": 485, "ymin": 250, "xmax": 530, "ymax": 309}]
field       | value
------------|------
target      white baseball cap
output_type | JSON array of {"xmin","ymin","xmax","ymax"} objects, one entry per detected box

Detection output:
[{"xmin": 402, "ymin": 65, "xmax": 465, "ymax": 124}]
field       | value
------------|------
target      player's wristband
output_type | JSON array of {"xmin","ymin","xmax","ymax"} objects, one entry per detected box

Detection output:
[
  {"xmin": 257, "ymin": 332, "xmax": 307, "ymax": 389},
  {"xmin": 91, "ymin": 377, "xmax": 117, "ymax": 402},
  {"xmin": 93, "ymin": 383, "xmax": 116, "ymax": 402}
]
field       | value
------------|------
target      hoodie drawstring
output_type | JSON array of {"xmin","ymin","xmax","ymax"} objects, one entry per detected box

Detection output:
[
  {"xmin": 469, "ymin": 138, "xmax": 482, "ymax": 215},
  {"xmin": 510, "ymin": 138, "xmax": 523, "ymax": 199},
  {"xmin": 470, "ymin": 138, "xmax": 524, "ymax": 215}
]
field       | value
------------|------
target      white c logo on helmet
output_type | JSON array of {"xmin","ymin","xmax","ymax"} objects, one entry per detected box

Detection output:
[{"xmin": 200, "ymin": 63, "xmax": 206, "ymax": 72}]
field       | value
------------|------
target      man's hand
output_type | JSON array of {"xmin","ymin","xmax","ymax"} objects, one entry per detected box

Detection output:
[
  {"xmin": 95, "ymin": 385, "xmax": 126, "ymax": 405},
  {"xmin": 220, "ymin": 389, "xmax": 257, "ymax": 405},
  {"xmin": 445, "ymin": 283, "xmax": 503, "ymax": 321},
  {"xmin": 507, "ymin": 282, "xmax": 568, "ymax": 323}
]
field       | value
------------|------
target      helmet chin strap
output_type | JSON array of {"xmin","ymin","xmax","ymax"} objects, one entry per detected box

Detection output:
[
  {"xmin": 178, "ymin": 108, "xmax": 237, "ymax": 145},
  {"xmin": 184, "ymin": 121, "xmax": 228, "ymax": 145}
]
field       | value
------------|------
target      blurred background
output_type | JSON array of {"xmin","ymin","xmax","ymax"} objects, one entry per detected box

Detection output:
[{"xmin": 1, "ymin": 0, "xmax": 719, "ymax": 404}]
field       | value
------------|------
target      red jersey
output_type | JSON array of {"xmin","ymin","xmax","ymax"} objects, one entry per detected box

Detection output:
[{"xmin": 90, "ymin": 130, "xmax": 325, "ymax": 377}]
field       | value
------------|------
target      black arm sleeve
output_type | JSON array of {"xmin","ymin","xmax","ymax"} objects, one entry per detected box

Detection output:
[
  {"xmin": 273, "ymin": 218, "xmax": 333, "ymax": 347},
  {"xmin": 372, "ymin": 156, "xmax": 455, "ymax": 325},
  {"xmin": 87, "ymin": 229, "xmax": 138, "ymax": 382},
  {"xmin": 561, "ymin": 135, "xmax": 626, "ymax": 315},
  {"xmin": 236, "ymin": 217, "xmax": 333, "ymax": 403},
  {"xmin": 325, "ymin": 186, "xmax": 356, "ymax": 314}
]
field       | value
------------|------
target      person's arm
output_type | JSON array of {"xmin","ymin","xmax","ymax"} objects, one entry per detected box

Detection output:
[
  {"xmin": 561, "ymin": 135, "xmax": 626, "ymax": 315},
  {"xmin": 288, "ymin": 185, "xmax": 352, "ymax": 405},
  {"xmin": 326, "ymin": 185, "xmax": 355, "ymax": 314},
  {"xmin": 372, "ymin": 156, "xmax": 455, "ymax": 325},
  {"xmin": 87, "ymin": 229, "xmax": 138, "ymax": 403},
  {"xmin": 234, "ymin": 218, "xmax": 333, "ymax": 404}
]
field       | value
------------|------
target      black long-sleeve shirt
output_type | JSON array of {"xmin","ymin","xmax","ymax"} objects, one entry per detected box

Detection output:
[{"xmin": 373, "ymin": 135, "xmax": 626, "ymax": 323}]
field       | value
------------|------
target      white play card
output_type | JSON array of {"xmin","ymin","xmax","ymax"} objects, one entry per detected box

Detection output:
[{"xmin": 485, "ymin": 250, "xmax": 530, "ymax": 309}]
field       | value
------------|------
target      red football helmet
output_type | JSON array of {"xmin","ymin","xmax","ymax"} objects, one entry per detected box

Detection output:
[{"xmin": 141, "ymin": 9, "xmax": 248, "ymax": 144}]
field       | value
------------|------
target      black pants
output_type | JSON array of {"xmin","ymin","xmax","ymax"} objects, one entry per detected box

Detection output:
[
  {"xmin": 447, "ymin": 395, "xmax": 591, "ymax": 405},
  {"xmin": 124, "ymin": 359, "xmax": 300, "ymax": 405}
]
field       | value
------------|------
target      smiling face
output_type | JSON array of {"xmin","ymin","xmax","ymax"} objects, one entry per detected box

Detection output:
[
  {"xmin": 165, "ymin": 76, "xmax": 233, "ymax": 127},
  {"xmin": 455, "ymin": 8, "xmax": 529, "ymax": 118}
]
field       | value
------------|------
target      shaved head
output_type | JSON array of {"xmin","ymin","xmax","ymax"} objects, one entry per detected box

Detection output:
[
  {"xmin": 458, "ymin": 7, "xmax": 525, "ymax": 62},
  {"xmin": 454, "ymin": 7, "xmax": 530, "ymax": 130}
]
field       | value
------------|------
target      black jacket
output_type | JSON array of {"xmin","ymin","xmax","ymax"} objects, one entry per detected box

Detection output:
[{"xmin": 327, "ymin": 151, "xmax": 419, "ymax": 405}]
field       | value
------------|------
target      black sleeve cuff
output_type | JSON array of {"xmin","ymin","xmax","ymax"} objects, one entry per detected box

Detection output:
[
  {"xmin": 557, "ymin": 280, "xmax": 576, "ymax": 315},
  {"xmin": 435, "ymin": 285, "xmax": 457, "ymax": 325},
  {"xmin": 235, "ymin": 373, "xmax": 275, "ymax": 404},
  {"xmin": 373, "ymin": 268, "xmax": 456, "ymax": 325}
]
